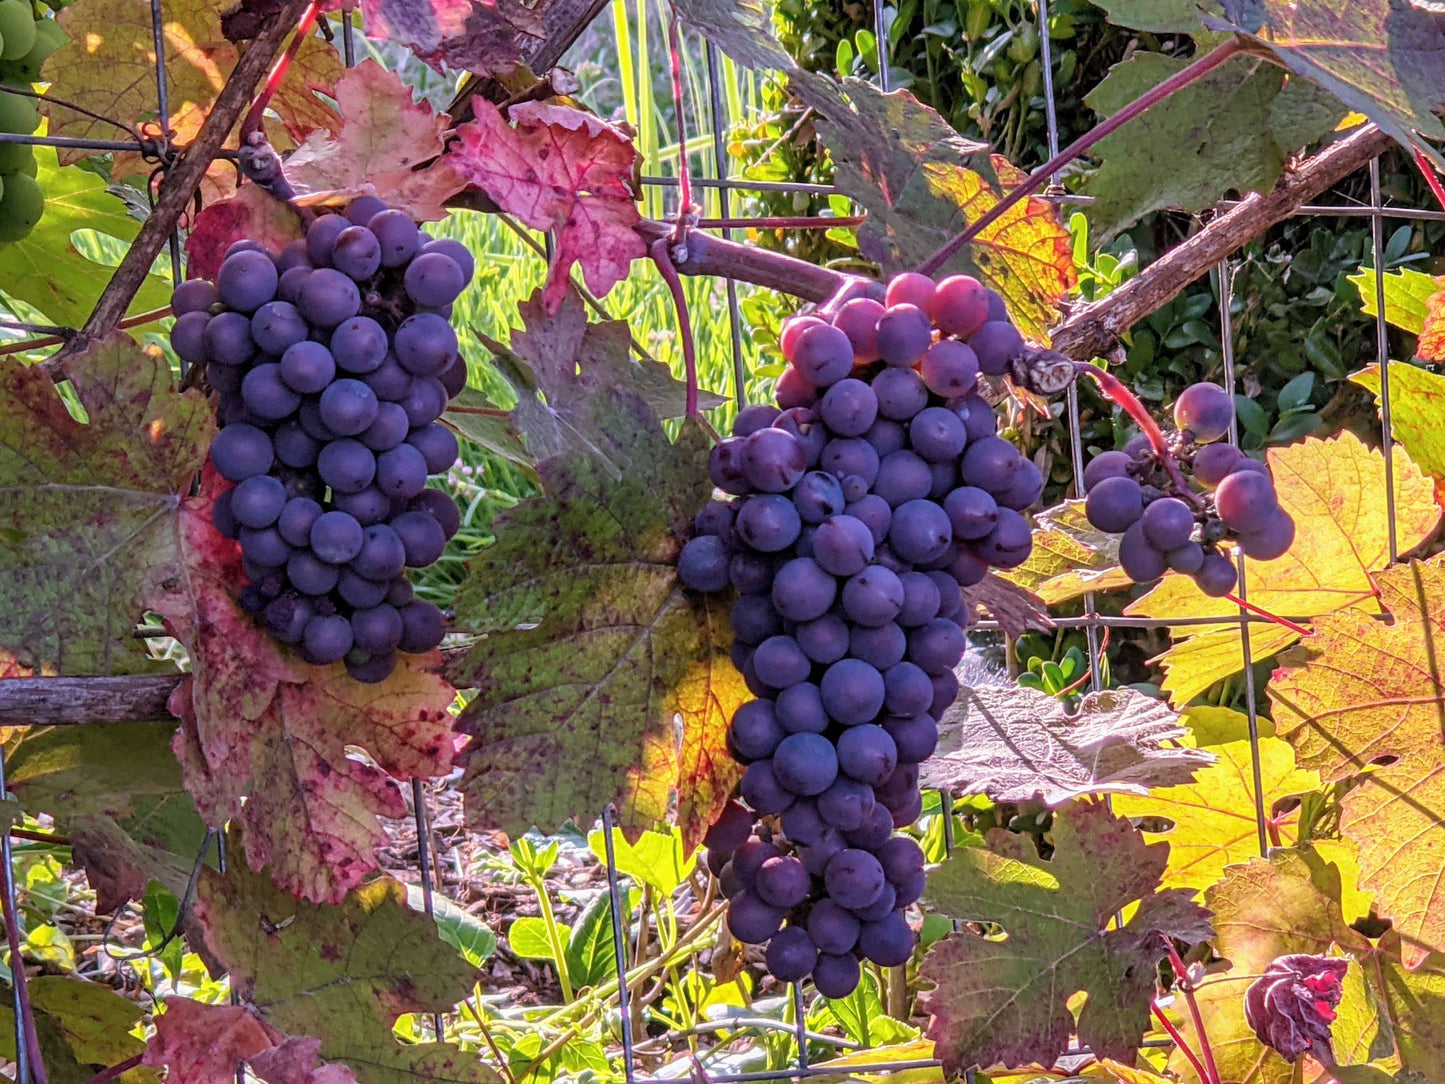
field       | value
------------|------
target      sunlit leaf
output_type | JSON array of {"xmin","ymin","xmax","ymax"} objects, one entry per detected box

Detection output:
[
  {"xmin": 1349, "ymin": 266, "xmax": 1444, "ymax": 337},
  {"xmin": 1005, "ymin": 500, "xmax": 1132, "ymax": 604},
  {"xmin": 1353, "ymin": 363, "xmax": 1445, "ymax": 482}
]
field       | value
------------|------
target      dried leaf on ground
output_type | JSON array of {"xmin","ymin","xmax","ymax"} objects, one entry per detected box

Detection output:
[
  {"xmin": 1126, "ymin": 433, "xmax": 1441, "ymax": 706},
  {"xmin": 924, "ymin": 685, "xmax": 1214, "ymax": 804},
  {"xmin": 921, "ymin": 801, "xmax": 1213, "ymax": 1072},
  {"xmin": 451, "ymin": 392, "xmax": 746, "ymax": 851}
]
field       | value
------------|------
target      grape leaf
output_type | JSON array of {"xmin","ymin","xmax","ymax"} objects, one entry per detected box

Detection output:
[
  {"xmin": 1268, "ymin": 554, "xmax": 1445, "ymax": 968},
  {"xmin": 1125, "ymin": 432, "xmax": 1441, "ymax": 707},
  {"xmin": 195, "ymin": 853, "xmax": 496, "ymax": 1084},
  {"xmin": 1004, "ymin": 500, "xmax": 1132, "ymax": 604},
  {"xmin": 922, "ymin": 685, "xmax": 1215, "ymax": 804},
  {"xmin": 42, "ymin": 0, "xmax": 341, "ymax": 176},
  {"xmin": 0, "ymin": 335, "xmax": 213, "ymax": 676},
  {"xmin": 187, "ymin": 183, "xmax": 309, "ymax": 282},
  {"xmin": 148, "ymin": 475, "xmax": 458, "ymax": 905},
  {"xmin": 450, "ymin": 392, "xmax": 747, "ymax": 850},
  {"xmin": 4, "ymin": 722, "xmax": 210, "ymax": 913},
  {"xmin": 449, "ymin": 100, "xmax": 645, "ymax": 313},
  {"xmin": 921, "ymin": 800, "xmax": 1213, "ymax": 1072},
  {"xmin": 667, "ymin": 0, "xmax": 796, "ymax": 73},
  {"xmin": 959, "ymin": 574, "xmax": 1053, "ymax": 638},
  {"xmin": 796, "ymin": 78, "xmax": 1075, "ymax": 342},
  {"xmin": 0, "ymin": 145, "xmax": 172, "ymax": 328},
  {"xmin": 1352, "ymin": 364, "xmax": 1445, "ymax": 483},
  {"xmin": 1350, "ymin": 266, "xmax": 1445, "ymax": 338},
  {"xmin": 1112, "ymin": 738, "xmax": 1320, "ymax": 893},
  {"xmin": 1, "ymin": 975, "xmax": 152, "ymax": 1083},
  {"xmin": 1080, "ymin": 53, "xmax": 1308, "ymax": 242},
  {"xmin": 1092, "ymin": 0, "xmax": 1222, "ymax": 33},
  {"xmin": 1171, "ymin": 847, "xmax": 1369, "ymax": 1084},
  {"xmin": 358, "ymin": 0, "xmax": 542, "ymax": 75},
  {"xmin": 1207, "ymin": 0, "xmax": 1445, "ymax": 166},
  {"xmin": 144, "ymin": 999, "xmax": 283, "ymax": 1083}
]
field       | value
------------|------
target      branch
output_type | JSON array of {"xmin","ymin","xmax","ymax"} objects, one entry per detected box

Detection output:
[
  {"xmin": 57, "ymin": 0, "xmax": 313, "ymax": 360},
  {"xmin": 1051, "ymin": 123, "xmax": 1394, "ymax": 361}
]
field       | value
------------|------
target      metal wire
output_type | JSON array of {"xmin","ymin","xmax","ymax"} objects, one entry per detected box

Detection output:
[{"xmin": 1370, "ymin": 157, "xmax": 1400, "ymax": 564}]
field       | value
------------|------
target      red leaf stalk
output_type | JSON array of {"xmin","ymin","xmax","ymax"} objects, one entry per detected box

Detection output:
[
  {"xmin": 1412, "ymin": 146, "xmax": 1445, "ymax": 214},
  {"xmin": 1225, "ymin": 594, "xmax": 1312, "ymax": 637},
  {"xmin": 696, "ymin": 215, "xmax": 867, "ymax": 230},
  {"xmin": 78, "ymin": 1054, "xmax": 143, "ymax": 1084},
  {"xmin": 916, "ymin": 38, "xmax": 1244, "ymax": 277},
  {"xmin": 1072, "ymin": 362, "xmax": 1197, "ymax": 503},
  {"xmin": 238, "ymin": 0, "xmax": 323, "ymax": 142},
  {"xmin": 650, "ymin": 238, "xmax": 700, "ymax": 419},
  {"xmin": 666, "ymin": 8, "xmax": 695, "ymax": 245},
  {"xmin": 1167, "ymin": 940, "xmax": 1222, "ymax": 1084},
  {"xmin": 1151, "ymin": 1002, "xmax": 1213, "ymax": 1084}
]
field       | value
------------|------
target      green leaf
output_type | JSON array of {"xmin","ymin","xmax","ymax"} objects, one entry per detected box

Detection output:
[
  {"xmin": 142, "ymin": 881, "xmax": 187, "ymax": 983},
  {"xmin": 0, "ymin": 146, "xmax": 171, "ymax": 327},
  {"xmin": 0, "ymin": 335, "xmax": 213, "ymax": 676},
  {"xmin": 508, "ymin": 916, "xmax": 565, "ymax": 961},
  {"xmin": 1277, "ymin": 371, "xmax": 1315, "ymax": 412},
  {"xmin": 1349, "ymin": 266, "xmax": 1441, "ymax": 334},
  {"xmin": 444, "ymin": 388, "xmax": 534, "ymax": 472},
  {"xmin": 196, "ymin": 850, "xmax": 495, "ymax": 1084},
  {"xmin": 1208, "ymin": 0, "xmax": 1445, "ymax": 165},
  {"xmin": 586, "ymin": 826, "xmax": 696, "ymax": 895},
  {"xmin": 564, "ymin": 892, "xmax": 621, "ymax": 990},
  {"xmin": 1080, "ymin": 53, "xmax": 1299, "ymax": 242},
  {"xmin": 406, "ymin": 885, "xmax": 497, "ymax": 967},
  {"xmin": 921, "ymin": 801, "xmax": 1213, "ymax": 1073},
  {"xmin": 1352, "ymin": 363, "xmax": 1445, "ymax": 482},
  {"xmin": 451, "ymin": 392, "xmax": 748, "ymax": 850},
  {"xmin": 2, "ymin": 975, "xmax": 151, "ymax": 1083},
  {"xmin": 812, "ymin": 969, "xmax": 917, "ymax": 1048},
  {"xmin": 1091, "ymin": 0, "xmax": 1221, "ymax": 33}
]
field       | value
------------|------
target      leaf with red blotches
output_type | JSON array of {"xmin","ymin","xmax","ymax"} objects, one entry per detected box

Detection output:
[
  {"xmin": 42, "ymin": 0, "xmax": 340, "ymax": 177},
  {"xmin": 1419, "ymin": 289, "xmax": 1445, "ymax": 362},
  {"xmin": 450, "ymin": 99, "xmax": 645, "ymax": 312},
  {"xmin": 921, "ymin": 800, "xmax": 1213, "ymax": 1073},
  {"xmin": 0, "ymin": 335, "xmax": 213, "ymax": 676},
  {"xmin": 359, "ymin": 0, "xmax": 543, "ymax": 74},
  {"xmin": 450, "ymin": 392, "xmax": 747, "ymax": 850},
  {"xmin": 147, "ymin": 472, "xmax": 458, "ymax": 905},
  {"xmin": 195, "ymin": 854, "xmax": 497, "ymax": 1084},
  {"xmin": 143, "ymin": 999, "xmax": 360, "ymax": 1084},
  {"xmin": 186, "ymin": 184, "xmax": 308, "ymax": 282},
  {"xmin": 284, "ymin": 60, "xmax": 468, "ymax": 220}
]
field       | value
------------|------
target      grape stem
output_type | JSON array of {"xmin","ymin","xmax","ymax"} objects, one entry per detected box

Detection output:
[
  {"xmin": 649, "ymin": 238, "xmax": 702, "ymax": 423},
  {"xmin": 1224, "ymin": 594, "xmax": 1311, "ymax": 637},
  {"xmin": 695, "ymin": 215, "xmax": 867, "ymax": 230},
  {"xmin": 1071, "ymin": 362, "xmax": 1200, "ymax": 505},
  {"xmin": 665, "ymin": 7, "xmax": 697, "ymax": 249},
  {"xmin": 915, "ymin": 38, "xmax": 1245, "ymax": 277},
  {"xmin": 238, "ymin": 0, "xmax": 323, "ymax": 142},
  {"xmin": 5, "ymin": 307, "xmax": 172, "ymax": 362},
  {"xmin": 1151, "ymin": 1002, "xmax": 1212, "ymax": 1084},
  {"xmin": 1166, "ymin": 940, "xmax": 1222, "ymax": 1084}
]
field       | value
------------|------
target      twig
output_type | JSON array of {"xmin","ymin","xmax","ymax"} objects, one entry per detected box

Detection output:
[
  {"xmin": 9, "ymin": 828, "xmax": 72, "ymax": 847},
  {"xmin": 1166, "ymin": 941, "xmax": 1221, "ymax": 1084},
  {"xmin": 1152, "ymin": 1002, "xmax": 1212, "ymax": 1084},
  {"xmin": 2, "ymin": 85, "xmax": 145, "ymax": 142},
  {"xmin": 77, "ymin": 1054, "xmax": 142, "ymax": 1084},
  {"xmin": 696, "ymin": 215, "xmax": 866, "ymax": 230},
  {"xmin": 0, "ymin": 318, "xmax": 71, "ymax": 337},
  {"xmin": 917, "ymin": 39, "xmax": 1246, "ymax": 276},
  {"xmin": 649, "ymin": 238, "xmax": 701, "ymax": 421},
  {"xmin": 2, "ymin": 846, "xmax": 49, "ymax": 1084},
  {"xmin": 61, "ymin": 0, "xmax": 312, "ymax": 358},
  {"xmin": 238, "ymin": 0, "xmax": 323, "ymax": 142}
]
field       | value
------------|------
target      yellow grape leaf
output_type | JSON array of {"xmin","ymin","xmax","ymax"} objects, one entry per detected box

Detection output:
[
  {"xmin": 1352, "ymin": 364, "xmax": 1445, "ymax": 485},
  {"xmin": 1310, "ymin": 839, "xmax": 1375, "ymax": 926},
  {"xmin": 1126, "ymin": 433, "xmax": 1441, "ymax": 707},
  {"xmin": 1113, "ymin": 739, "xmax": 1319, "ymax": 894},
  {"xmin": 1082, "ymin": 1063, "xmax": 1172, "ymax": 1083},
  {"xmin": 1269, "ymin": 554, "xmax": 1445, "ymax": 968},
  {"xmin": 1180, "ymin": 705, "xmax": 1274, "ymax": 747},
  {"xmin": 1005, "ymin": 500, "xmax": 1133, "ymax": 604},
  {"xmin": 42, "ymin": 0, "xmax": 341, "ymax": 177},
  {"xmin": 809, "ymin": 1040, "xmax": 943, "ymax": 1084}
]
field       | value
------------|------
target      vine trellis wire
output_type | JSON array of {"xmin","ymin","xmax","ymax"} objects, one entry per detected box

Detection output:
[{"xmin": 0, "ymin": 2, "xmax": 1421, "ymax": 1081}]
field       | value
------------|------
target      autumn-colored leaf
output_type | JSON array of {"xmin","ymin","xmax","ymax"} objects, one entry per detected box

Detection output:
[
  {"xmin": 1269, "ymin": 554, "xmax": 1445, "ymax": 968},
  {"xmin": 5, "ymin": 722, "xmax": 210, "ymax": 913},
  {"xmin": 1207, "ymin": 0, "xmax": 1445, "ymax": 166},
  {"xmin": 186, "ymin": 183, "xmax": 308, "ymax": 283},
  {"xmin": 959, "ymin": 573, "xmax": 1053, "ymax": 638},
  {"xmin": 149, "ymin": 474, "xmax": 458, "ymax": 905},
  {"xmin": 359, "ymin": 0, "xmax": 542, "ymax": 75},
  {"xmin": 145, "ymin": 998, "xmax": 360, "ymax": 1084},
  {"xmin": 450, "ymin": 100, "xmax": 645, "ymax": 312},
  {"xmin": 1349, "ymin": 266, "xmax": 1444, "ymax": 337},
  {"xmin": 1, "ymin": 975, "xmax": 152, "ymax": 1083},
  {"xmin": 666, "ymin": 0, "xmax": 796, "ymax": 73},
  {"xmin": 1126, "ymin": 432, "xmax": 1441, "ymax": 707},
  {"xmin": 0, "ymin": 335, "xmax": 213, "ymax": 676},
  {"xmin": 1004, "ymin": 499, "xmax": 1132, "ymax": 604},
  {"xmin": 796, "ymin": 78, "xmax": 1074, "ymax": 341},
  {"xmin": 923, "ymin": 685, "xmax": 1214, "ymax": 805},
  {"xmin": 1352, "ymin": 364, "xmax": 1445, "ymax": 485},
  {"xmin": 42, "ymin": 0, "xmax": 340, "ymax": 176},
  {"xmin": 921, "ymin": 801, "xmax": 1213, "ymax": 1072},
  {"xmin": 1112, "ymin": 738, "xmax": 1320, "ymax": 894},
  {"xmin": 451, "ymin": 392, "xmax": 747, "ymax": 851},
  {"xmin": 195, "ymin": 853, "xmax": 496, "ymax": 1084}
]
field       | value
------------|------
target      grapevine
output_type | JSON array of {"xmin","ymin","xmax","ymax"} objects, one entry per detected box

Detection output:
[{"xmin": 171, "ymin": 197, "xmax": 465, "ymax": 682}]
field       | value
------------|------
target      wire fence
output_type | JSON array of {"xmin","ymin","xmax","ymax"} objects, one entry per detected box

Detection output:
[{"xmin": 0, "ymin": 2, "xmax": 1425, "ymax": 1082}]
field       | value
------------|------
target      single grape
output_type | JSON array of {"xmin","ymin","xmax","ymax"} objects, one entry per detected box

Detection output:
[
  {"xmin": 853, "ymin": 882, "xmax": 898, "ymax": 921},
  {"xmin": 884, "ymin": 272, "xmax": 936, "ymax": 309},
  {"xmin": 352, "ymin": 604, "xmax": 403, "ymax": 655},
  {"xmin": 770, "ymin": 556, "xmax": 837, "ymax": 622},
  {"xmin": 883, "ymin": 661, "xmax": 934, "ymax": 716},
  {"xmin": 287, "ymin": 550, "xmax": 341, "ymax": 595},
  {"xmin": 776, "ymin": 681, "xmax": 828, "ymax": 734},
  {"xmin": 1193, "ymin": 550, "xmax": 1237, "ymax": 596},
  {"xmin": 948, "ymin": 547, "xmax": 988, "ymax": 587},
  {"xmin": 1174, "ymin": 382, "xmax": 1234, "ymax": 442},
  {"xmin": 967, "ymin": 320, "xmax": 1024, "ymax": 376},
  {"xmin": 796, "ymin": 613, "xmax": 850, "ymax": 664},
  {"xmin": 275, "ymin": 239, "xmax": 313, "ymax": 273},
  {"xmin": 897, "ymin": 572, "xmax": 941, "ymax": 627},
  {"xmin": 279, "ymin": 341, "xmax": 336, "ymax": 395},
  {"xmin": 352, "ymin": 523, "xmax": 408, "ymax": 581},
  {"xmin": 391, "ymin": 510, "xmax": 447, "ymax": 567},
  {"xmin": 1118, "ymin": 522, "xmax": 1167, "ymax": 583},
  {"xmin": 833, "ymin": 296, "xmax": 885, "ymax": 362},
  {"xmin": 332, "ymin": 486, "xmax": 391, "ymax": 527},
  {"xmin": 169, "ymin": 311, "xmax": 211, "ymax": 365},
  {"xmin": 775, "ymin": 407, "xmax": 827, "ymax": 466},
  {"xmin": 850, "ymin": 621, "xmax": 906, "ymax": 670},
  {"xmin": 872, "ymin": 366, "xmax": 929, "ymax": 422},
  {"xmin": 771, "ymin": 732, "xmax": 839, "ymax": 797},
  {"xmin": 405, "ymin": 251, "xmax": 466, "ymax": 307},
  {"xmin": 296, "ymin": 268, "xmax": 361, "ymax": 329},
  {"xmin": 277, "ymin": 265, "xmax": 311, "ymax": 305},
  {"xmin": 678, "ymin": 535, "xmax": 730, "ymax": 592},
  {"xmin": 387, "ymin": 578, "xmax": 416, "ymax": 607},
  {"xmin": 812, "ymin": 952, "xmax": 861, "ymax": 998},
  {"xmin": 317, "ymin": 439, "xmax": 377, "ymax": 494},
  {"xmin": 737, "ymin": 494, "xmax": 803, "ymax": 553},
  {"xmin": 824, "ymin": 848, "xmax": 886, "ymax": 910},
  {"xmin": 394, "ymin": 313, "xmax": 458, "ymax": 376},
  {"xmin": 1085, "ymin": 475, "xmax": 1144, "ymax": 533},
  {"xmin": 874, "ymin": 451, "xmax": 932, "ymax": 509},
  {"xmin": 1238, "ymin": 508, "xmax": 1295, "ymax": 561},
  {"xmin": 906, "ymin": 617, "xmax": 966, "ymax": 675},
  {"xmin": 361, "ymin": 402, "xmax": 411, "ymax": 452},
  {"xmin": 333, "ymin": 225, "xmax": 382, "ymax": 280},
  {"xmin": 791, "ymin": 322, "xmax": 854, "ymax": 387},
  {"xmin": 251, "ymin": 300, "xmax": 308, "ymax": 355},
  {"xmin": 203, "ymin": 311, "xmax": 255, "ymax": 366},
  {"xmin": 756, "ymin": 855, "xmax": 811, "ymax": 908},
  {"xmin": 888, "ymin": 499, "xmax": 953, "ymax": 564},
  {"xmin": 842, "ymin": 565, "xmax": 905, "ymax": 627},
  {"xmin": 820, "ymin": 438, "xmax": 880, "ymax": 487},
  {"xmin": 319, "ymin": 378, "xmax": 380, "ymax": 437},
  {"xmin": 210, "ymin": 424, "xmax": 274, "ymax": 481},
  {"xmin": 732, "ymin": 596, "xmax": 782, "ymax": 645},
  {"xmin": 974, "ymin": 506, "xmax": 1032, "ymax": 569},
  {"xmin": 264, "ymin": 593, "xmax": 313, "ymax": 644},
  {"xmin": 754, "ymin": 635, "xmax": 812, "ymax": 689},
  {"xmin": 708, "ymin": 437, "xmax": 750, "ymax": 495},
  {"xmin": 920, "ymin": 339, "xmax": 981, "ymax": 397},
  {"xmin": 807, "ymin": 899, "xmax": 861, "ymax": 955},
  {"xmin": 836, "ymin": 724, "xmax": 897, "ymax": 785},
  {"xmin": 369, "ymin": 209, "xmax": 421, "ymax": 267},
  {"xmin": 241, "ymin": 364, "xmax": 301, "ymax": 422},
  {"xmin": 1166, "ymin": 541, "xmax": 1205, "ymax": 574},
  {"xmin": 171, "ymin": 279, "xmax": 218, "ymax": 316},
  {"xmin": 812, "ymin": 514, "xmax": 875, "ymax": 577},
  {"xmin": 733, "ymin": 404, "xmax": 782, "ymax": 437},
  {"xmin": 330, "ymin": 315, "xmax": 389, "ymax": 374},
  {"xmin": 239, "ymin": 525, "xmax": 291, "ymax": 569},
  {"xmin": 997, "ymin": 458, "xmax": 1044, "ymax": 511},
  {"xmin": 400, "ymin": 376, "xmax": 447, "ymax": 429},
  {"xmin": 302, "ymin": 613, "xmax": 354, "ymax": 664},
  {"xmin": 217, "ymin": 249, "xmax": 278, "ymax": 312},
  {"xmin": 886, "ymin": 712, "xmax": 938, "ymax": 764},
  {"xmin": 1192, "ymin": 442, "xmax": 1241, "ymax": 488},
  {"xmin": 943, "ymin": 486, "xmax": 998, "ymax": 541},
  {"xmin": 364, "ymin": 355, "xmax": 414, "ymax": 402},
  {"xmin": 409, "ymin": 488, "xmax": 462, "ymax": 538},
  {"xmin": 309, "ymin": 510, "xmax": 364, "ymax": 564},
  {"xmin": 820, "ymin": 657, "xmax": 886, "ymax": 725},
  {"xmin": 844, "ymin": 495, "xmax": 892, "ymax": 546},
  {"xmin": 346, "ymin": 651, "xmax": 397, "ymax": 684},
  {"xmin": 231, "ymin": 474, "xmax": 287, "ymax": 529},
  {"xmin": 1083, "ymin": 450, "xmax": 1134, "ymax": 492},
  {"xmin": 819, "ymin": 378, "xmax": 879, "ymax": 437},
  {"xmin": 419, "ymin": 238, "xmax": 476, "ymax": 281},
  {"xmin": 306, "ymin": 213, "xmax": 349, "ymax": 266},
  {"xmin": 875, "ymin": 303, "xmax": 933, "ymax": 367},
  {"xmin": 211, "ymin": 489, "xmax": 241, "ymax": 539},
  {"xmin": 725, "ymin": 890, "xmax": 784, "ymax": 944},
  {"xmin": 345, "ymin": 196, "xmax": 388, "ymax": 225},
  {"xmin": 1141, "ymin": 496, "xmax": 1196, "ymax": 551},
  {"xmin": 728, "ymin": 550, "xmax": 772, "ymax": 595},
  {"xmin": 791, "ymin": 470, "xmax": 845, "ymax": 524},
  {"xmin": 955, "ymin": 392, "xmax": 998, "ymax": 442},
  {"xmin": 876, "ymin": 836, "xmax": 925, "ymax": 885},
  {"xmin": 866, "ymin": 418, "xmax": 908, "ymax": 459},
  {"xmin": 1215, "ymin": 469, "xmax": 1278, "ymax": 533},
  {"xmin": 742, "ymin": 427, "xmax": 807, "ymax": 493},
  {"xmin": 926, "ymin": 274, "xmax": 990, "ymax": 338},
  {"xmin": 375, "ymin": 443, "xmax": 429, "ymax": 500},
  {"xmin": 397, "ymin": 599, "xmax": 446, "ymax": 653},
  {"xmin": 775, "ymin": 367, "xmax": 818, "ymax": 410},
  {"xmin": 859, "ymin": 912, "xmax": 915, "ymax": 967},
  {"xmin": 704, "ymin": 800, "xmax": 755, "ymax": 855}
]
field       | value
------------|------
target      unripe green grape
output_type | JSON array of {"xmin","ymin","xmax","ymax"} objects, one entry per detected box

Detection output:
[
  {"xmin": 7, "ymin": 18, "xmax": 64, "ymax": 80},
  {"xmin": 0, "ymin": 88, "xmax": 39, "ymax": 133},
  {"xmin": 0, "ymin": 0, "xmax": 35, "ymax": 60},
  {"xmin": 0, "ymin": 140, "xmax": 31, "ymax": 176},
  {"xmin": 0, "ymin": 171, "xmax": 44, "ymax": 241}
]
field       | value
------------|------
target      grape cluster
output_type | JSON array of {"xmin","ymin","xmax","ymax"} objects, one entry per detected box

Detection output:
[
  {"xmin": 0, "ymin": 0, "xmax": 63, "ymax": 244},
  {"xmin": 680, "ymin": 271, "xmax": 1039, "ymax": 997},
  {"xmin": 170, "ymin": 197, "xmax": 471, "ymax": 683},
  {"xmin": 1082, "ymin": 382, "xmax": 1295, "ymax": 596}
]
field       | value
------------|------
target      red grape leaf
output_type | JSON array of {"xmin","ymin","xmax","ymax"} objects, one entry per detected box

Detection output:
[
  {"xmin": 794, "ymin": 77, "xmax": 1075, "ymax": 342},
  {"xmin": 187, "ymin": 183, "xmax": 308, "ymax": 282},
  {"xmin": 1208, "ymin": 0, "xmax": 1445, "ymax": 166},
  {"xmin": 358, "ymin": 0, "xmax": 543, "ymax": 75},
  {"xmin": 449, "ymin": 100, "xmax": 646, "ymax": 313},
  {"xmin": 42, "ymin": 0, "xmax": 341, "ymax": 176},
  {"xmin": 921, "ymin": 800, "xmax": 1213, "ymax": 1072},
  {"xmin": 1269, "ymin": 554, "xmax": 1445, "ymax": 968},
  {"xmin": 284, "ymin": 59, "xmax": 469, "ymax": 220},
  {"xmin": 148, "ymin": 473, "xmax": 458, "ymax": 905},
  {"xmin": 922, "ymin": 684, "xmax": 1215, "ymax": 805},
  {"xmin": 1, "ymin": 976, "xmax": 149, "ymax": 1082},
  {"xmin": 0, "ymin": 334, "xmax": 213, "ymax": 677},
  {"xmin": 195, "ymin": 853, "xmax": 496, "ymax": 1084},
  {"xmin": 450, "ymin": 392, "xmax": 747, "ymax": 851},
  {"xmin": 144, "ymin": 999, "xmax": 278, "ymax": 1082}
]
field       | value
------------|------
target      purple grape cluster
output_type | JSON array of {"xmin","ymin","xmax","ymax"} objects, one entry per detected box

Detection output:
[
  {"xmin": 169, "ymin": 197, "xmax": 471, "ymax": 682},
  {"xmin": 1082, "ymin": 382, "xmax": 1295, "ymax": 596},
  {"xmin": 680, "ymin": 271, "xmax": 1040, "ymax": 997}
]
